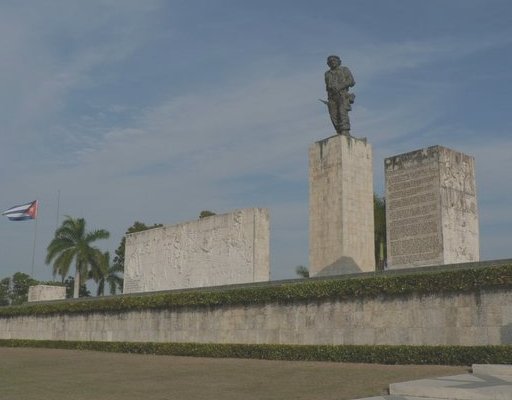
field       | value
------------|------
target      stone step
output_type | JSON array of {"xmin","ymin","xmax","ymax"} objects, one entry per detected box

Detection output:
[
  {"xmin": 389, "ymin": 373, "xmax": 512, "ymax": 399},
  {"xmin": 353, "ymin": 396, "xmax": 441, "ymax": 400},
  {"xmin": 472, "ymin": 364, "xmax": 512, "ymax": 377}
]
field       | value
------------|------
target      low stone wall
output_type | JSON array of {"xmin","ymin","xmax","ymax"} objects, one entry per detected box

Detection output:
[{"xmin": 1, "ymin": 288, "xmax": 511, "ymax": 346}]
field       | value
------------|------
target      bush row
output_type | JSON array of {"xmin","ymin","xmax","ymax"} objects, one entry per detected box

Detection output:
[
  {"xmin": 0, "ymin": 263, "xmax": 511, "ymax": 317},
  {"xmin": 1, "ymin": 339, "xmax": 511, "ymax": 365}
]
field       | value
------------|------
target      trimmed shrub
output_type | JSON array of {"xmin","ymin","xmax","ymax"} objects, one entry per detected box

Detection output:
[
  {"xmin": 1, "ymin": 339, "xmax": 511, "ymax": 366},
  {"xmin": 0, "ymin": 263, "xmax": 511, "ymax": 317}
]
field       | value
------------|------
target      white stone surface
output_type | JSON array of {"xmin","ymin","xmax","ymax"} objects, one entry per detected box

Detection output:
[
  {"xmin": 355, "ymin": 365, "xmax": 512, "ymax": 400},
  {"xmin": 309, "ymin": 134, "xmax": 375, "ymax": 276},
  {"xmin": 439, "ymin": 147, "xmax": 480, "ymax": 264},
  {"xmin": 27, "ymin": 285, "xmax": 66, "ymax": 302},
  {"xmin": 389, "ymin": 372, "xmax": 512, "ymax": 399},
  {"xmin": 354, "ymin": 397, "xmax": 435, "ymax": 400},
  {"xmin": 473, "ymin": 364, "xmax": 512, "ymax": 377},
  {"xmin": 123, "ymin": 208, "xmax": 270, "ymax": 293},
  {"xmin": 385, "ymin": 145, "xmax": 479, "ymax": 269}
]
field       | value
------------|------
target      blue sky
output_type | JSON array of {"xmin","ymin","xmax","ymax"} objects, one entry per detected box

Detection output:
[{"xmin": 0, "ymin": 0, "xmax": 511, "ymax": 283}]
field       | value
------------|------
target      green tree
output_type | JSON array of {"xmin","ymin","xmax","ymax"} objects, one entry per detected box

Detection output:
[
  {"xmin": 46, "ymin": 216, "xmax": 109, "ymax": 298},
  {"xmin": 0, "ymin": 277, "xmax": 10, "ymax": 306},
  {"xmin": 295, "ymin": 265, "xmax": 310, "ymax": 278},
  {"xmin": 63, "ymin": 276, "xmax": 91, "ymax": 298},
  {"xmin": 374, "ymin": 194, "xmax": 387, "ymax": 271},
  {"xmin": 112, "ymin": 221, "xmax": 162, "ymax": 278},
  {"xmin": 199, "ymin": 210, "xmax": 216, "ymax": 219},
  {"xmin": 9, "ymin": 272, "xmax": 38, "ymax": 305},
  {"xmin": 94, "ymin": 252, "xmax": 123, "ymax": 296}
]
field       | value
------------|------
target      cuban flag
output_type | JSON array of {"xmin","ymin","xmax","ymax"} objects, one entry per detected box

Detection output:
[{"xmin": 2, "ymin": 200, "xmax": 38, "ymax": 221}]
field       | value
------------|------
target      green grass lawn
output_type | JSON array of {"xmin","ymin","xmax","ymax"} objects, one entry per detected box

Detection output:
[{"xmin": 0, "ymin": 347, "xmax": 467, "ymax": 400}]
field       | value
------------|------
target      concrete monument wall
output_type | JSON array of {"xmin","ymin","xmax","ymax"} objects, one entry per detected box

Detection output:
[
  {"xmin": 123, "ymin": 208, "xmax": 270, "ymax": 293},
  {"xmin": 2, "ymin": 286, "xmax": 512, "ymax": 346},
  {"xmin": 309, "ymin": 134, "xmax": 375, "ymax": 276},
  {"xmin": 385, "ymin": 146, "xmax": 479, "ymax": 269},
  {"xmin": 27, "ymin": 285, "xmax": 66, "ymax": 302}
]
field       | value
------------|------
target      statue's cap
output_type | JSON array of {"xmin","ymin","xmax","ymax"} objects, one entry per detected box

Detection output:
[{"xmin": 327, "ymin": 55, "xmax": 341, "ymax": 63}]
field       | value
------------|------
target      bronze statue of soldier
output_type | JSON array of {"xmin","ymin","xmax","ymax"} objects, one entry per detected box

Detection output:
[{"xmin": 323, "ymin": 55, "xmax": 355, "ymax": 136}]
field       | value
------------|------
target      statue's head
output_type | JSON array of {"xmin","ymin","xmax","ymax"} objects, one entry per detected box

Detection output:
[{"xmin": 327, "ymin": 55, "xmax": 341, "ymax": 69}]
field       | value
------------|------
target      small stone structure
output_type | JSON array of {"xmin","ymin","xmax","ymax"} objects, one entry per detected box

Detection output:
[
  {"xmin": 385, "ymin": 145, "xmax": 479, "ymax": 269},
  {"xmin": 309, "ymin": 134, "xmax": 375, "ymax": 276},
  {"xmin": 123, "ymin": 208, "xmax": 270, "ymax": 293},
  {"xmin": 27, "ymin": 285, "xmax": 66, "ymax": 302}
]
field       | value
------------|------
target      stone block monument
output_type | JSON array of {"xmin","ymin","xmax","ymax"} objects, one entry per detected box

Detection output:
[
  {"xmin": 27, "ymin": 285, "xmax": 66, "ymax": 302},
  {"xmin": 123, "ymin": 208, "xmax": 270, "ymax": 293},
  {"xmin": 309, "ymin": 134, "xmax": 375, "ymax": 276},
  {"xmin": 385, "ymin": 145, "xmax": 479, "ymax": 269}
]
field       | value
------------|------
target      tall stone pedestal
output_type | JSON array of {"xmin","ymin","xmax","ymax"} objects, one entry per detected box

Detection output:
[
  {"xmin": 309, "ymin": 134, "xmax": 375, "ymax": 276},
  {"xmin": 385, "ymin": 145, "xmax": 479, "ymax": 269}
]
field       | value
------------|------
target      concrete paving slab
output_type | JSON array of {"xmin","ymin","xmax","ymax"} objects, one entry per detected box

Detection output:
[
  {"xmin": 472, "ymin": 364, "xmax": 512, "ymax": 377},
  {"xmin": 389, "ymin": 373, "xmax": 512, "ymax": 399}
]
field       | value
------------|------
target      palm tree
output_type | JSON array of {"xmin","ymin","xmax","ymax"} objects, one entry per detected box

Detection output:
[
  {"xmin": 46, "ymin": 216, "xmax": 109, "ymax": 298},
  {"xmin": 93, "ymin": 252, "xmax": 124, "ymax": 296}
]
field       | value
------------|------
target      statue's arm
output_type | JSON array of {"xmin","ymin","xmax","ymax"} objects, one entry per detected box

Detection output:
[{"xmin": 344, "ymin": 67, "xmax": 355, "ymax": 88}]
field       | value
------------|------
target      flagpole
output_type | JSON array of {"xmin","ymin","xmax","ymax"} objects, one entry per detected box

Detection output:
[{"xmin": 31, "ymin": 216, "xmax": 38, "ymax": 277}]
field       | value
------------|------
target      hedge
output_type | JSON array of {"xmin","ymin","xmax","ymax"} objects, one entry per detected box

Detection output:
[
  {"xmin": 1, "ymin": 339, "xmax": 511, "ymax": 365},
  {"xmin": 0, "ymin": 263, "xmax": 511, "ymax": 317}
]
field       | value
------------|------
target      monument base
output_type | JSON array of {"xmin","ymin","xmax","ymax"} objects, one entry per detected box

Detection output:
[{"xmin": 309, "ymin": 134, "xmax": 375, "ymax": 276}]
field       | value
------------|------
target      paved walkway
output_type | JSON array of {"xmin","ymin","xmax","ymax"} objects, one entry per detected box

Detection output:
[{"xmin": 355, "ymin": 364, "xmax": 512, "ymax": 400}]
